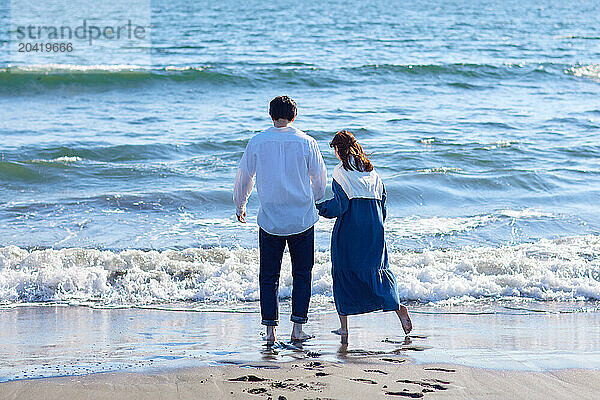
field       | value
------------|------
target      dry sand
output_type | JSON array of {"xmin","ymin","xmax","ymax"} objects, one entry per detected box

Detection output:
[{"xmin": 2, "ymin": 357, "xmax": 599, "ymax": 400}]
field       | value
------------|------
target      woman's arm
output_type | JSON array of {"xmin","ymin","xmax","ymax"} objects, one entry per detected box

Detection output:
[{"xmin": 315, "ymin": 180, "xmax": 350, "ymax": 219}]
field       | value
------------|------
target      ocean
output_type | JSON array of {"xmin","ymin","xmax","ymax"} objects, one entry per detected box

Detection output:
[{"xmin": 1, "ymin": 1, "xmax": 600, "ymax": 309}]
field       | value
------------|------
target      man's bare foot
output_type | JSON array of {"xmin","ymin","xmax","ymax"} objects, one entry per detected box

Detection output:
[
  {"xmin": 291, "ymin": 332, "xmax": 314, "ymax": 341},
  {"xmin": 265, "ymin": 326, "xmax": 277, "ymax": 344},
  {"xmin": 396, "ymin": 305, "xmax": 413, "ymax": 334},
  {"xmin": 331, "ymin": 328, "xmax": 348, "ymax": 336},
  {"xmin": 290, "ymin": 322, "xmax": 313, "ymax": 341}
]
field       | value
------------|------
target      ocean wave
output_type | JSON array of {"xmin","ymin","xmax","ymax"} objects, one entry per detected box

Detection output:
[
  {"xmin": 0, "ymin": 161, "xmax": 44, "ymax": 182},
  {"xmin": 5, "ymin": 141, "xmax": 248, "ymax": 164},
  {"xmin": 0, "ymin": 61, "xmax": 575, "ymax": 95},
  {"xmin": 0, "ymin": 235, "xmax": 598, "ymax": 305},
  {"xmin": 0, "ymin": 64, "xmax": 246, "ymax": 95},
  {"xmin": 346, "ymin": 62, "xmax": 555, "ymax": 79},
  {"xmin": 0, "ymin": 141, "xmax": 245, "ymax": 184}
]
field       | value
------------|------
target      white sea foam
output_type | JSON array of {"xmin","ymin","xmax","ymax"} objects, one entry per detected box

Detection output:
[
  {"xmin": 164, "ymin": 65, "xmax": 207, "ymax": 72},
  {"xmin": 482, "ymin": 140, "xmax": 518, "ymax": 150},
  {"xmin": 30, "ymin": 156, "xmax": 83, "ymax": 164},
  {"xmin": 3, "ymin": 64, "xmax": 208, "ymax": 73},
  {"xmin": 4, "ymin": 64, "xmax": 146, "ymax": 72},
  {"xmin": 499, "ymin": 208, "xmax": 555, "ymax": 219},
  {"xmin": 392, "ymin": 235, "xmax": 600, "ymax": 301},
  {"xmin": 416, "ymin": 167, "xmax": 462, "ymax": 174},
  {"xmin": 567, "ymin": 64, "xmax": 600, "ymax": 81},
  {"xmin": 0, "ymin": 235, "xmax": 598, "ymax": 305}
]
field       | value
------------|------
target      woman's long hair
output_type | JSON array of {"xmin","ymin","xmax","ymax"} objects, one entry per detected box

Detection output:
[{"xmin": 330, "ymin": 130, "xmax": 374, "ymax": 172}]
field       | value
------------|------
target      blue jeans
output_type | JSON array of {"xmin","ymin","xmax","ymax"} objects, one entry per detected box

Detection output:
[{"xmin": 259, "ymin": 226, "xmax": 314, "ymax": 326}]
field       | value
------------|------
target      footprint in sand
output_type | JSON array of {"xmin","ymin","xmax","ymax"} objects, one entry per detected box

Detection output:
[
  {"xmin": 392, "ymin": 345, "xmax": 432, "ymax": 353},
  {"xmin": 423, "ymin": 378, "xmax": 451, "ymax": 385},
  {"xmin": 242, "ymin": 364, "xmax": 280, "ymax": 370},
  {"xmin": 346, "ymin": 349, "xmax": 387, "ymax": 356},
  {"xmin": 247, "ymin": 387, "xmax": 269, "ymax": 395},
  {"xmin": 364, "ymin": 369, "xmax": 388, "ymax": 375},
  {"xmin": 229, "ymin": 375, "xmax": 267, "ymax": 382},
  {"xmin": 385, "ymin": 376, "xmax": 452, "ymax": 398},
  {"xmin": 350, "ymin": 378, "xmax": 378, "ymax": 385},
  {"xmin": 385, "ymin": 390, "xmax": 424, "ymax": 398},
  {"xmin": 304, "ymin": 361, "xmax": 325, "ymax": 370},
  {"xmin": 381, "ymin": 358, "xmax": 406, "ymax": 364},
  {"xmin": 270, "ymin": 380, "xmax": 325, "ymax": 391},
  {"xmin": 423, "ymin": 367, "xmax": 456, "ymax": 373},
  {"xmin": 396, "ymin": 379, "xmax": 449, "ymax": 391}
]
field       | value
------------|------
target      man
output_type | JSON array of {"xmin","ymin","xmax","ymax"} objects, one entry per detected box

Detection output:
[{"xmin": 233, "ymin": 96, "xmax": 327, "ymax": 344}]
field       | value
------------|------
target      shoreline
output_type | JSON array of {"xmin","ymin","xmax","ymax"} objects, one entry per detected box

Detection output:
[
  {"xmin": 2, "ymin": 303, "xmax": 600, "ymax": 382},
  {"xmin": 2, "ymin": 359, "xmax": 599, "ymax": 400}
]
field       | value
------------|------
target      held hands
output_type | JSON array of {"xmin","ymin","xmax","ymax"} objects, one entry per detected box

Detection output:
[{"xmin": 237, "ymin": 211, "xmax": 247, "ymax": 223}]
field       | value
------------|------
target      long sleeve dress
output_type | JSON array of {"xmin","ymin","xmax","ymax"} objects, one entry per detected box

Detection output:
[{"xmin": 316, "ymin": 163, "xmax": 400, "ymax": 316}]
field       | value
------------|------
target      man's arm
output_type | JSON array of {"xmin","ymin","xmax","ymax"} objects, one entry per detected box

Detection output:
[
  {"xmin": 233, "ymin": 143, "xmax": 256, "ymax": 222},
  {"xmin": 308, "ymin": 139, "xmax": 327, "ymax": 202}
]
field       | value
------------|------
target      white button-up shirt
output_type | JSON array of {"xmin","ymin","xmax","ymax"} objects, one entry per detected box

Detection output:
[{"xmin": 233, "ymin": 126, "xmax": 327, "ymax": 236}]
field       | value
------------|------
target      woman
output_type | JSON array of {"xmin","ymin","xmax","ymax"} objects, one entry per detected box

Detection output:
[{"xmin": 316, "ymin": 130, "xmax": 412, "ymax": 339}]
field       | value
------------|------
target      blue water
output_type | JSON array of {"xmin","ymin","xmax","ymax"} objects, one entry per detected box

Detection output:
[{"xmin": 0, "ymin": 0, "xmax": 599, "ymax": 305}]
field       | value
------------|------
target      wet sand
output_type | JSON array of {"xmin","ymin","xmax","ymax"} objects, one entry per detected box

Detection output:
[
  {"xmin": 2, "ymin": 358, "xmax": 600, "ymax": 400},
  {"xmin": 2, "ymin": 302, "xmax": 600, "ymax": 399},
  {"xmin": 2, "ymin": 302, "xmax": 600, "ymax": 381}
]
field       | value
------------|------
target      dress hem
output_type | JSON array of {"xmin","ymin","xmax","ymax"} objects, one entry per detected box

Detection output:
[{"xmin": 336, "ymin": 303, "xmax": 399, "ymax": 317}]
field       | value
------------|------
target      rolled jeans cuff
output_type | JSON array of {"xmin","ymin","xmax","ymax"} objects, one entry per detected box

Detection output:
[
  {"xmin": 262, "ymin": 319, "xmax": 278, "ymax": 326},
  {"xmin": 290, "ymin": 315, "xmax": 308, "ymax": 324}
]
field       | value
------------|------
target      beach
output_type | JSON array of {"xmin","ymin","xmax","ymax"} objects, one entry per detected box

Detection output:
[
  {"xmin": 3, "ymin": 359, "xmax": 600, "ymax": 399},
  {"xmin": 2, "ymin": 0, "xmax": 600, "ymax": 396},
  {"xmin": 1, "ymin": 302, "xmax": 600, "ymax": 398}
]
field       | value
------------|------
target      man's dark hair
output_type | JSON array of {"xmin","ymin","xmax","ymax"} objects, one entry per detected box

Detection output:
[{"xmin": 269, "ymin": 96, "xmax": 297, "ymax": 121}]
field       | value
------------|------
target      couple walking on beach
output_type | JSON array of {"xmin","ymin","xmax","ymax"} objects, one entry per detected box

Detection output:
[{"xmin": 234, "ymin": 96, "xmax": 412, "ymax": 344}]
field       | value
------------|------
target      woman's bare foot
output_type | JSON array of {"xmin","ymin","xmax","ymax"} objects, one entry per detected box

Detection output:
[
  {"xmin": 395, "ymin": 305, "xmax": 413, "ymax": 334},
  {"xmin": 290, "ymin": 322, "xmax": 313, "ymax": 341},
  {"xmin": 265, "ymin": 326, "xmax": 277, "ymax": 344},
  {"xmin": 333, "ymin": 314, "xmax": 349, "ymax": 340}
]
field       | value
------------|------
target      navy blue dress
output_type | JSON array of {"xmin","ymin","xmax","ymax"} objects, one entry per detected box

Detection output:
[{"xmin": 316, "ymin": 178, "xmax": 400, "ymax": 316}]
